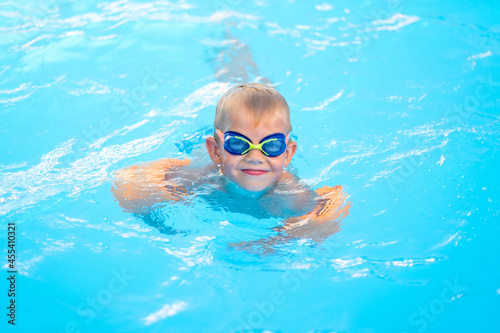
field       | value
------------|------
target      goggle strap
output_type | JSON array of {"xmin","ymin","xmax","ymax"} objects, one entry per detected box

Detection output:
[{"xmin": 216, "ymin": 128, "xmax": 224, "ymax": 142}]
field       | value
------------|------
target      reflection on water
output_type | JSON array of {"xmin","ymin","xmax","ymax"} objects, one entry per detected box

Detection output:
[{"xmin": 135, "ymin": 209, "xmax": 185, "ymax": 236}]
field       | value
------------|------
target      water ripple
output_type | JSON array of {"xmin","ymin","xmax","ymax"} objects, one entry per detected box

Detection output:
[{"xmin": 0, "ymin": 127, "xmax": 175, "ymax": 216}]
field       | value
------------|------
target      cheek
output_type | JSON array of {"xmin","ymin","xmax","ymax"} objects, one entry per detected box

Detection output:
[
  {"xmin": 269, "ymin": 157, "xmax": 285, "ymax": 172},
  {"xmin": 221, "ymin": 154, "xmax": 241, "ymax": 170}
]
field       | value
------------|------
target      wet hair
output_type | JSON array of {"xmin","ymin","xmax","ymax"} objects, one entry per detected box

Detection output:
[{"xmin": 214, "ymin": 83, "xmax": 291, "ymax": 142}]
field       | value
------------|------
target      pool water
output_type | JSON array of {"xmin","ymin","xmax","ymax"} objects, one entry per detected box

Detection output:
[{"xmin": 1, "ymin": 0, "xmax": 500, "ymax": 332}]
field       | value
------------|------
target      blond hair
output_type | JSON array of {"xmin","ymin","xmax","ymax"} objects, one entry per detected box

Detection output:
[{"xmin": 214, "ymin": 83, "xmax": 291, "ymax": 139}]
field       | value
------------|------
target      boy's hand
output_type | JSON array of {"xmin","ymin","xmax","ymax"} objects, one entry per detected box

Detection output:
[{"xmin": 279, "ymin": 185, "xmax": 350, "ymax": 242}]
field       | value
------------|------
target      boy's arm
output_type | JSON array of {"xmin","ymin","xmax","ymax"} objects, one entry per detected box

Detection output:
[
  {"xmin": 230, "ymin": 185, "xmax": 351, "ymax": 253},
  {"xmin": 111, "ymin": 158, "xmax": 191, "ymax": 213}
]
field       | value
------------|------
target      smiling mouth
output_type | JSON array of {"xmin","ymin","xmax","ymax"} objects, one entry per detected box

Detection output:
[{"xmin": 241, "ymin": 169, "xmax": 269, "ymax": 176}]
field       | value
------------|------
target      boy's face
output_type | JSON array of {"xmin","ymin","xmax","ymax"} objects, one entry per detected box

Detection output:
[{"xmin": 206, "ymin": 110, "xmax": 297, "ymax": 192}]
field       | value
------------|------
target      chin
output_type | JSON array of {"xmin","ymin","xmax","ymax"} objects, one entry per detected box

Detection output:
[{"xmin": 241, "ymin": 182, "xmax": 271, "ymax": 193}]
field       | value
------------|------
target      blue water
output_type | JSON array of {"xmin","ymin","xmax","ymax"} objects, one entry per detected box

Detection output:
[{"xmin": 1, "ymin": 0, "xmax": 500, "ymax": 332}]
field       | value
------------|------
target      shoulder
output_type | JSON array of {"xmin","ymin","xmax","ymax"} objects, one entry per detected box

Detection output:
[{"xmin": 276, "ymin": 170, "xmax": 299, "ymax": 185}]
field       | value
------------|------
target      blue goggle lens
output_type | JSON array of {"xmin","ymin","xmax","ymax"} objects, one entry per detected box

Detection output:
[
  {"xmin": 226, "ymin": 137, "xmax": 249, "ymax": 153},
  {"xmin": 261, "ymin": 139, "xmax": 286, "ymax": 155}
]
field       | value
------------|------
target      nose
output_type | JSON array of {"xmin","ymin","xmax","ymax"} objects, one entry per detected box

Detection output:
[{"xmin": 244, "ymin": 148, "xmax": 266, "ymax": 164}]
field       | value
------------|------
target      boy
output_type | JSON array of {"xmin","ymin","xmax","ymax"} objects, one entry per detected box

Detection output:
[{"xmin": 111, "ymin": 83, "xmax": 349, "ymax": 241}]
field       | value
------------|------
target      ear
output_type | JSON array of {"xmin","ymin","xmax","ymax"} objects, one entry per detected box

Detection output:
[
  {"xmin": 283, "ymin": 140, "xmax": 297, "ymax": 167},
  {"xmin": 206, "ymin": 136, "xmax": 223, "ymax": 166}
]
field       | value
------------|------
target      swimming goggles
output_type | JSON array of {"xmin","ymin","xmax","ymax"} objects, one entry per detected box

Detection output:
[{"xmin": 216, "ymin": 128, "xmax": 289, "ymax": 157}]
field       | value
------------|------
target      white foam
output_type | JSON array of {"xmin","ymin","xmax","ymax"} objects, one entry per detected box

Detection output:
[{"xmin": 142, "ymin": 301, "xmax": 188, "ymax": 325}]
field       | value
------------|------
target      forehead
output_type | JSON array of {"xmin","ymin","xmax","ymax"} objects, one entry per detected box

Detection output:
[{"xmin": 225, "ymin": 110, "xmax": 288, "ymax": 139}]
